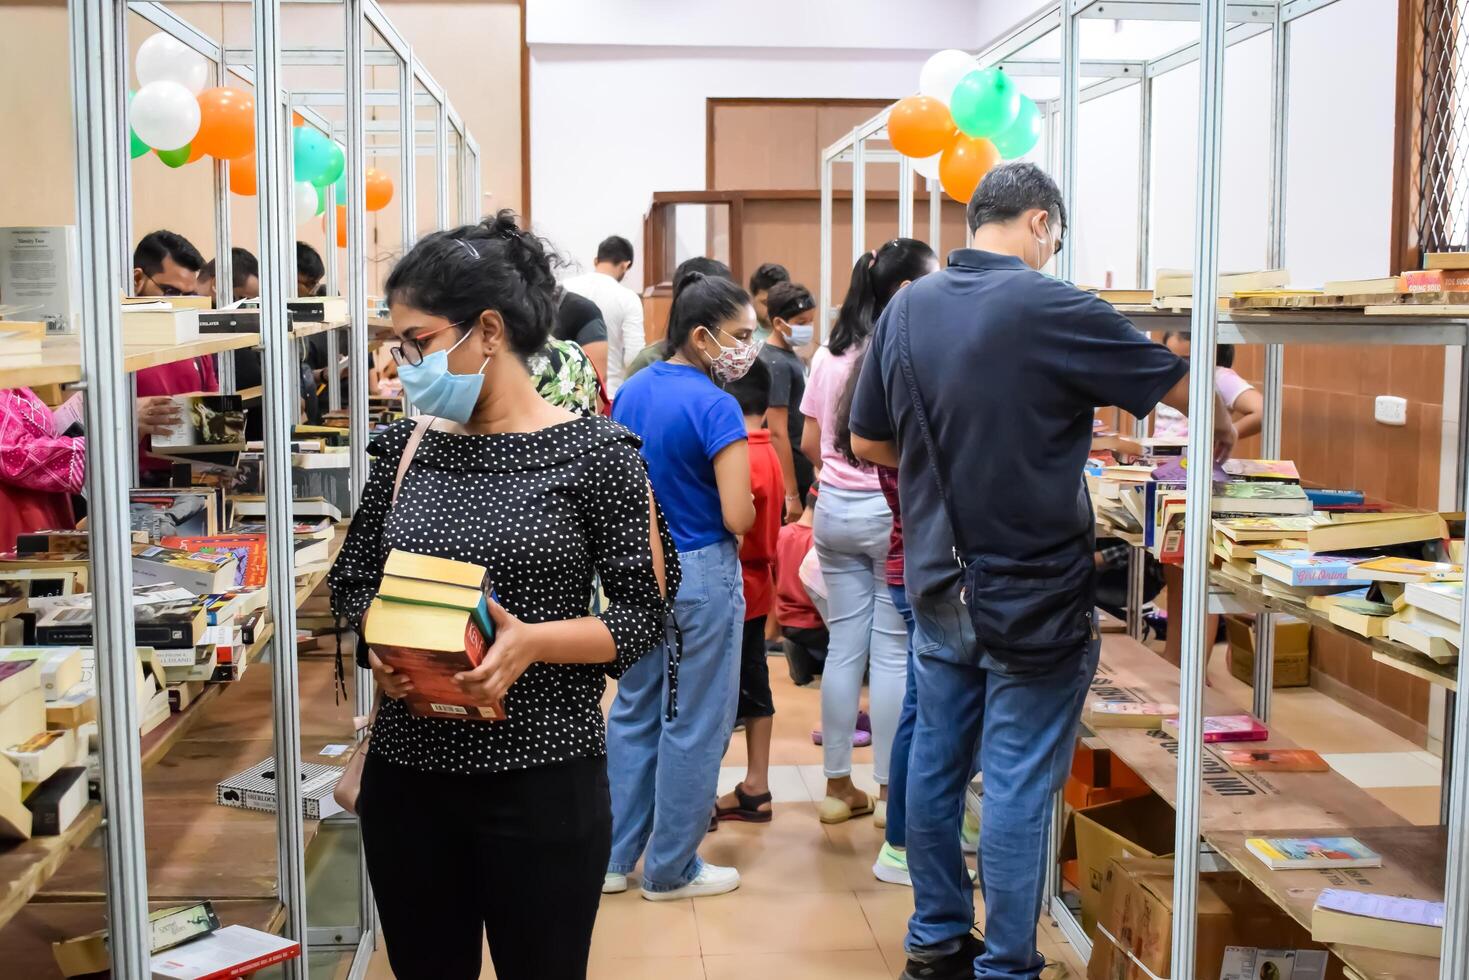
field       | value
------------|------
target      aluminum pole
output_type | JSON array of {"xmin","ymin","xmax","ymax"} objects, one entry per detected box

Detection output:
[
  {"xmin": 928, "ymin": 178, "xmax": 942, "ymax": 255},
  {"xmin": 819, "ymin": 156, "xmax": 833, "ymax": 343},
  {"xmin": 212, "ymin": 52, "xmax": 232, "ymax": 309},
  {"xmin": 851, "ymin": 132, "xmax": 867, "ymax": 264},
  {"xmin": 1135, "ymin": 77, "xmax": 1153, "ymax": 291},
  {"xmin": 897, "ymin": 156, "xmax": 914, "ymax": 239},
  {"xmin": 1445, "ymin": 364, "xmax": 1469, "ymax": 977},
  {"xmin": 399, "ymin": 54, "xmax": 418, "ymax": 249},
  {"xmin": 69, "ymin": 3, "xmax": 149, "ymax": 974},
  {"xmin": 1173, "ymin": 1, "xmax": 1227, "ymax": 973},
  {"xmin": 116, "ymin": 4, "xmax": 133, "ymax": 287},
  {"xmin": 1058, "ymin": 0, "xmax": 1080, "ymax": 283},
  {"xmin": 435, "ymin": 100, "xmax": 450, "ymax": 229},
  {"xmin": 252, "ymin": 1, "xmax": 309, "ymax": 970},
  {"xmin": 325, "ymin": 188, "xmax": 341, "ymax": 297}
]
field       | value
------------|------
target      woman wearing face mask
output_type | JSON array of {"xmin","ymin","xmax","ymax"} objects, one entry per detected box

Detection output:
[
  {"xmin": 605, "ymin": 270, "xmax": 757, "ymax": 901},
  {"xmin": 328, "ymin": 211, "xmax": 675, "ymax": 980},
  {"xmin": 758, "ymin": 280, "xmax": 818, "ymax": 522},
  {"xmin": 800, "ymin": 239, "xmax": 939, "ymax": 826}
]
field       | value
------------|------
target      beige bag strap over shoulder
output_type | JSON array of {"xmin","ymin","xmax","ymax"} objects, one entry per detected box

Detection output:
[{"xmin": 392, "ymin": 415, "xmax": 435, "ymax": 506}]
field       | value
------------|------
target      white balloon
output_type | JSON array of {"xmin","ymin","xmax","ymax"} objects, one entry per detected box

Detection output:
[
  {"xmin": 293, "ymin": 182, "xmax": 319, "ymax": 224},
  {"xmin": 912, "ymin": 152, "xmax": 942, "ymax": 181},
  {"xmin": 136, "ymin": 33, "xmax": 210, "ymax": 95},
  {"xmin": 130, "ymin": 81, "xmax": 201, "ymax": 151},
  {"xmin": 919, "ymin": 49, "xmax": 977, "ymax": 106}
]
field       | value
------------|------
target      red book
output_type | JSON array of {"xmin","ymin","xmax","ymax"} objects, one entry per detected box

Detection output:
[
  {"xmin": 1165, "ymin": 713, "xmax": 1269, "ymax": 743},
  {"xmin": 162, "ymin": 535, "xmax": 266, "ymax": 588},
  {"xmin": 150, "ymin": 925, "xmax": 301, "ymax": 979},
  {"xmin": 1400, "ymin": 269, "xmax": 1469, "ymax": 293},
  {"xmin": 363, "ymin": 598, "xmax": 504, "ymax": 722}
]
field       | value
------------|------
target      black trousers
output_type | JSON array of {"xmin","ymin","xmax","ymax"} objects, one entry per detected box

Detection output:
[
  {"xmin": 359, "ymin": 751, "xmax": 612, "ymax": 980},
  {"xmin": 737, "ymin": 615, "xmax": 776, "ymax": 718}
]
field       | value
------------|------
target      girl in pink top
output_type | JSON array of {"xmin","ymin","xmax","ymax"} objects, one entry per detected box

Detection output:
[
  {"xmin": 799, "ymin": 239, "xmax": 938, "ymax": 827},
  {"xmin": 1152, "ymin": 335, "xmax": 1263, "ymax": 440}
]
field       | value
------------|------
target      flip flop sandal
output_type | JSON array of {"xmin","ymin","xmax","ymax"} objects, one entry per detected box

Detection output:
[
  {"xmin": 716, "ymin": 784, "xmax": 774, "ymax": 823},
  {"xmin": 818, "ymin": 792, "xmax": 875, "ymax": 824}
]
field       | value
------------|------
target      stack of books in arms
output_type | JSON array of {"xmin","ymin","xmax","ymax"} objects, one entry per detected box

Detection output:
[{"xmin": 363, "ymin": 549, "xmax": 505, "ymax": 722}]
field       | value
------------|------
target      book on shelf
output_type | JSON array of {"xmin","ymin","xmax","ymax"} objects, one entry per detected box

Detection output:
[
  {"xmin": 1219, "ymin": 948, "xmax": 1328, "ymax": 980},
  {"xmin": 1261, "ymin": 577, "xmax": 1361, "ymax": 600},
  {"xmin": 25, "ymin": 764, "xmax": 85, "ymax": 835},
  {"xmin": 1215, "ymin": 557, "xmax": 1262, "ymax": 584},
  {"xmin": 0, "ymin": 226, "xmax": 81, "ymax": 335},
  {"xmin": 1093, "ymin": 288, "xmax": 1153, "ymax": 305},
  {"xmin": 28, "ymin": 583, "xmax": 195, "ymax": 613},
  {"xmin": 1303, "ymin": 487, "xmax": 1366, "ymax": 508},
  {"xmin": 1219, "ymin": 747, "xmax": 1329, "ymax": 772},
  {"xmin": 0, "ymin": 753, "xmax": 30, "ymax": 840},
  {"xmin": 46, "ymin": 683, "xmax": 96, "ymax": 731},
  {"xmin": 34, "ymin": 598, "xmax": 207, "ymax": 649},
  {"xmin": 1246, "ymin": 836, "xmax": 1382, "ymax": 870},
  {"xmin": 0, "ymin": 646, "xmax": 83, "ymax": 699},
  {"xmin": 151, "ymin": 645, "xmax": 218, "ymax": 686},
  {"xmin": 1221, "ymin": 458, "xmax": 1300, "ymax": 482},
  {"xmin": 286, "ymin": 295, "xmax": 348, "ymax": 323},
  {"xmin": 1153, "ymin": 267, "xmax": 1290, "ymax": 298},
  {"xmin": 122, "ymin": 304, "xmax": 199, "ymax": 346},
  {"xmin": 1400, "ymin": 268, "xmax": 1469, "ymax": 293},
  {"xmin": 0, "ymin": 320, "xmax": 45, "ymax": 364},
  {"xmin": 150, "ymin": 924, "xmax": 301, "ymax": 980},
  {"xmin": 1215, "ymin": 515, "xmax": 1325, "ymax": 543},
  {"xmin": 227, "ymin": 517, "xmax": 334, "ymax": 541},
  {"xmin": 1310, "ymin": 888, "xmax": 1443, "ymax": 957},
  {"xmin": 150, "ymin": 394, "xmax": 246, "ymax": 454},
  {"xmin": 1085, "ymin": 701, "xmax": 1177, "ymax": 728},
  {"xmin": 215, "ymin": 757, "xmax": 344, "ymax": 820},
  {"xmin": 161, "ymin": 534, "xmax": 266, "ymax": 589},
  {"xmin": 140, "ymin": 684, "xmax": 172, "ymax": 737},
  {"xmin": 3, "ymin": 727, "xmax": 74, "ymax": 783},
  {"xmin": 1403, "ymin": 580, "xmax": 1463, "ymax": 623},
  {"xmin": 1424, "ymin": 251, "xmax": 1469, "ymax": 271},
  {"xmin": 0, "ymin": 684, "xmax": 44, "ymax": 751},
  {"xmin": 1254, "ymin": 550, "xmax": 1370, "ymax": 587},
  {"xmin": 291, "ymin": 423, "xmax": 350, "ymax": 447},
  {"xmin": 1306, "ymin": 511, "xmax": 1448, "ymax": 553},
  {"xmin": 0, "ymin": 562, "xmax": 84, "ymax": 600},
  {"xmin": 196, "ymin": 307, "xmax": 260, "ymax": 333},
  {"xmin": 1386, "ymin": 608, "xmax": 1460, "ymax": 662},
  {"xmin": 15, "ymin": 529, "xmax": 89, "ymax": 556},
  {"xmin": 1321, "ymin": 276, "xmax": 1401, "ymax": 296},
  {"xmin": 131, "ymin": 543, "xmax": 239, "ymax": 595},
  {"xmin": 131, "ymin": 488, "xmax": 219, "ymax": 539},
  {"xmin": 1212, "ymin": 482, "xmax": 1313, "ymax": 516},
  {"xmin": 0, "ymin": 658, "xmax": 39, "ymax": 709},
  {"xmin": 1352, "ymin": 555, "xmax": 1462, "ymax": 584},
  {"xmin": 1328, "ymin": 597, "xmax": 1396, "ymax": 638},
  {"xmin": 228, "ymin": 493, "xmax": 343, "ymax": 525},
  {"xmin": 52, "ymin": 901, "xmax": 221, "ymax": 978},
  {"xmin": 167, "ymin": 679, "xmax": 207, "ymax": 713},
  {"xmin": 1162, "ymin": 714, "xmax": 1268, "ymax": 743}
]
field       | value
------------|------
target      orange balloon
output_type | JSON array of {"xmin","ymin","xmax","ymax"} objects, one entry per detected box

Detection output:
[
  {"xmin": 320, "ymin": 205, "xmax": 349, "ymax": 248},
  {"xmin": 364, "ymin": 168, "xmax": 394, "ymax": 212},
  {"xmin": 293, "ymin": 111, "xmax": 305, "ymax": 127},
  {"xmin": 939, "ymin": 135, "xmax": 1000, "ymax": 203},
  {"xmin": 888, "ymin": 96, "xmax": 958, "ymax": 160},
  {"xmin": 186, "ymin": 141, "xmax": 208, "ymax": 164},
  {"xmin": 194, "ymin": 87, "xmax": 256, "ymax": 160},
  {"xmin": 228, "ymin": 152, "xmax": 257, "ymax": 196}
]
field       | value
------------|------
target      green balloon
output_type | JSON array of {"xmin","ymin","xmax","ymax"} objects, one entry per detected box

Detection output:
[
  {"xmin": 316, "ymin": 184, "xmax": 327, "ymax": 216},
  {"xmin": 950, "ymin": 67, "xmax": 1021, "ymax": 139},
  {"xmin": 293, "ymin": 127, "xmax": 335, "ymax": 185},
  {"xmin": 127, "ymin": 91, "xmax": 148, "ymax": 159},
  {"xmin": 990, "ymin": 96, "xmax": 1042, "ymax": 159},
  {"xmin": 313, "ymin": 141, "xmax": 345, "ymax": 189},
  {"xmin": 156, "ymin": 145, "xmax": 192, "ymax": 169}
]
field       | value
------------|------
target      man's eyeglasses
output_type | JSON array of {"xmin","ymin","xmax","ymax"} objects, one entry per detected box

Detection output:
[
  {"xmin": 143, "ymin": 272, "xmax": 192, "ymax": 297},
  {"xmin": 389, "ymin": 321, "xmax": 460, "ymax": 367}
]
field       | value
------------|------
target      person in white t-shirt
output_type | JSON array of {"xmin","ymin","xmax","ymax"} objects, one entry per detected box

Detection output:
[{"xmin": 562, "ymin": 235, "xmax": 645, "ymax": 397}]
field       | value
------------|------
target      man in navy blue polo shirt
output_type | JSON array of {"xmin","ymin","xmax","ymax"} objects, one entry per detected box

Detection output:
[{"xmin": 849, "ymin": 162, "xmax": 1234, "ymax": 980}]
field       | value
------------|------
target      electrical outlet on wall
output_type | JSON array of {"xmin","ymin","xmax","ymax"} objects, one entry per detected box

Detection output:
[{"xmin": 1374, "ymin": 395, "xmax": 1407, "ymax": 426}]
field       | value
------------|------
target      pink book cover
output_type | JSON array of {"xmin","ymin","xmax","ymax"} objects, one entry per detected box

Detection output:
[{"xmin": 1166, "ymin": 713, "xmax": 1269, "ymax": 742}]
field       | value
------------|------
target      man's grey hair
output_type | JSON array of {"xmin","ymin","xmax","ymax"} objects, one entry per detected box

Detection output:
[{"xmin": 966, "ymin": 161, "xmax": 1068, "ymax": 236}]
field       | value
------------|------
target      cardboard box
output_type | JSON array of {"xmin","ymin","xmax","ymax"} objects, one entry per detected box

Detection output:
[
  {"xmin": 1063, "ymin": 793, "xmax": 1177, "ymax": 938},
  {"xmin": 1227, "ymin": 615, "xmax": 1310, "ymax": 688},
  {"xmin": 1066, "ymin": 738, "xmax": 1152, "ymax": 810},
  {"xmin": 1087, "ymin": 858, "xmax": 1344, "ymax": 980}
]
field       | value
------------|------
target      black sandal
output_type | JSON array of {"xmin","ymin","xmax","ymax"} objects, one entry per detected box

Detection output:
[{"xmin": 715, "ymin": 783, "xmax": 774, "ymax": 823}]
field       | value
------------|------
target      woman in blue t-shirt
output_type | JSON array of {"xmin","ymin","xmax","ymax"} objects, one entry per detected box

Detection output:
[{"xmin": 607, "ymin": 270, "xmax": 757, "ymax": 901}]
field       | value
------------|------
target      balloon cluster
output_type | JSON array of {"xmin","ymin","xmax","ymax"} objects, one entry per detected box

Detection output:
[
  {"xmin": 888, "ymin": 49, "xmax": 1042, "ymax": 203},
  {"xmin": 129, "ymin": 31, "xmax": 396, "ymax": 226}
]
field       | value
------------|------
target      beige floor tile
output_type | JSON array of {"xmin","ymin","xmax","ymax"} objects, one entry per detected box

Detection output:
[
  {"xmin": 694, "ymin": 890, "xmax": 879, "ymax": 955},
  {"xmin": 855, "ymin": 887, "xmax": 921, "ymax": 969},
  {"xmin": 1365, "ymin": 785, "xmax": 1443, "ymax": 825},
  {"xmin": 717, "ymin": 764, "xmax": 812, "ymax": 803},
  {"xmin": 1322, "ymin": 751, "xmax": 1442, "ymax": 788},
  {"xmin": 588, "ymin": 956, "xmax": 707, "ymax": 980},
  {"xmin": 591, "ymin": 894, "xmax": 701, "ymax": 959},
  {"xmin": 704, "ymin": 949, "xmax": 894, "ymax": 980},
  {"xmin": 701, "ymin": 801, "xmax": 872, "ymax": 894}
]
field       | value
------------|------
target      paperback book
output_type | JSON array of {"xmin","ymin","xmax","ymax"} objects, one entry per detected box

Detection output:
[
  {"xmin": 1221, "ymin": 459, "xmax": 1300, "ymax": 482},
  {"xmin": 1219, "ymin": 748, "xmax": 1329, "ymax": 772},
  {"xmin": 1310, "ymin": 888, "xmax": 1443, "ymax": 957},
  {"xmin": 151, "ymin": 394, "xmax": 247, "ymax": 454},
  {"xmin": 1162, "ymin": 714, "xmax": 1269, "ymax": 743},
  {"xmin": 1255, "ymin": 550, "xmax": 1371, "ymax": 587},
  {"xmin": 1085, "ymin": 701, "xmax": 1177, "ymax": 729},
  {"xmin": 1212, "ymin": 482, "xmax": 1313, "ymax": 516},
  {"xmin": 1245, "ymin": 836, "xmax": 1382, "ymax": 870}
]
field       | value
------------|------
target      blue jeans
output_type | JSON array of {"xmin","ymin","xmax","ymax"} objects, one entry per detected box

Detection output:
[
  {"xmin": 606, "ymin": 539, "xmax": 744, "ymax": 891},
  {"xmin": 812, "ymin": 487, "xmax": 908, "ymax": 783},
  {"xmin": 905, "ymin": 589, "xmax": 1100, "ymax": 980}
]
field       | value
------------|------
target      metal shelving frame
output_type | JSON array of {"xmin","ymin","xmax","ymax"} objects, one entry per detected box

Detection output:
[
  {"xmin": 56, "ymin": 2, "xmax": 482, "ymax": 977},
  {"xmin": 818, "ymin": 1, "xmax": 1469, "ymax": 976}
]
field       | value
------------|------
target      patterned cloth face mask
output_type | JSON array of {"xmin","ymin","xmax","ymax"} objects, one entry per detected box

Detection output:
[{"xmin": 702, "ymin": 327, "xmax": 763, "ymax": 384}]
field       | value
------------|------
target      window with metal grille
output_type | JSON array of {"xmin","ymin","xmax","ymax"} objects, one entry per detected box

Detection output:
[{"xmin": 1419, "ymin": 0, "xmax": 1469, "ymax": 253}]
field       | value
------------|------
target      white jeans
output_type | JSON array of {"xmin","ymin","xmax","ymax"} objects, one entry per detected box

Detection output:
[{"xmin": 812, "ymin": 485, "xmax": 909, "ymax": 784}]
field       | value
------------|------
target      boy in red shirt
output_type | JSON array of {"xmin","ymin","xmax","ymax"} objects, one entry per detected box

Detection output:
[{"xmin": 715, "ymin": 359, "xmax": 784, "ymax": 824}]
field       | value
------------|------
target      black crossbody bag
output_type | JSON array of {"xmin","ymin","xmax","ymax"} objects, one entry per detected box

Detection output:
[{"xmin": 894, "ymin": 304, "xmax": 1095, "ymax": 671}]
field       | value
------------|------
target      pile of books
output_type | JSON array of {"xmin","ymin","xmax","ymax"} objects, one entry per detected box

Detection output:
[
  {"xmin": 0, "ymin": 647, "xmax": 91, "ymax": 839},
  {"xmin": 0, "ymin": 319, "xmax": 45, "ymax": 367}
]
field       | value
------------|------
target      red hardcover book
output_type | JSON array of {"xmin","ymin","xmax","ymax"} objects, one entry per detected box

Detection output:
[
  {"xmin": 364, "ymin": 598, "xmax": 504, "ymax": 722},
  {"xmin": 161, "ymin": 535, "xmax": 267, "ymax": 588}
]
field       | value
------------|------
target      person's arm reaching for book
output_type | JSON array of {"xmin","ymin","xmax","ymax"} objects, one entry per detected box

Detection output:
[
  {"xmin": 1157, "ymin": 373, "xmax": 1237, "ymax": 463},
  {"xmin": 0, "ymin": 388, "xmax": 87, "ymax": 495},
  {"xmin": 454, "ymin": 440, "xmax": 674, "ymax": 705}
]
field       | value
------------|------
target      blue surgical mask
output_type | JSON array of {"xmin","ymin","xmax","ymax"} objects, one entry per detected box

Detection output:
[
  {"xmin": 396, "ymin": 327, "xmax": 488, "ymax": 423},
  {"xmin": 787, "ymin": 322, "xmax": 815, "ymax": 346}
]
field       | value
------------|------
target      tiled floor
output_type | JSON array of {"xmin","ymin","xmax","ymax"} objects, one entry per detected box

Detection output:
[{"xmin": 365, "ymin": 642, "xmax": 1441, "ymax": 978}]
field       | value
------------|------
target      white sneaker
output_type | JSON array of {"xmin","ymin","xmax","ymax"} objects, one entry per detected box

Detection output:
[
  {"xmin": 602, "ymin": 872, "xmax": 627, "ymax": 894},
  {"xmin": 641, "ymin": 862, "xmax": 740, "ymax": 901},
  {"xmin": 872, "ymin": 842, "xmax": 912, "ymax": 886}
]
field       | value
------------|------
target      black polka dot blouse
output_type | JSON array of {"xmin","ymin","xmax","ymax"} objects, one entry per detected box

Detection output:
[{"xmin": 329, "ymin": 415, "xmax": 679, "ymax": 773}]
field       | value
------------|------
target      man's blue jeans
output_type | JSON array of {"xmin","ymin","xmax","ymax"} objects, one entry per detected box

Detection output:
[
  {"xmin": 606, "ymin": 539, "xmax": 744, "ymax": 892},
  {"xmin": 904, "ymin": 589, "xmax": 1100, "ymax": 980}
]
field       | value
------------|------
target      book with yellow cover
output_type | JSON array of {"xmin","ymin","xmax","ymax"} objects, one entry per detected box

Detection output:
[
  {"xmin": 1352, "ymin": 556, "xmax": 1462, "ymax": 584},
  {"xmin": 1305, "ymin": 512, "xmax": 1448, "ymax": 554}
]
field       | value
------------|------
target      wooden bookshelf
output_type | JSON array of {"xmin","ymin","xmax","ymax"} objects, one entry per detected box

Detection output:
[
  {"xmin": 1208, "ymin": 573, "xmax": 1457, "ymax": 691},
  {"xmin": 0, "ymin": 333, "xmax": 261, "ymax": 389},
  {"xmin": 1084, "ymin": 636, "xmax": 1437, "ymax": 979},
  {"xmin": 0, "ymin": 804, "xmax": 103, "ymax": 931},
  {"xmin": 287, "ymin": 318, "xmax": 349, "ymax": 340}
]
